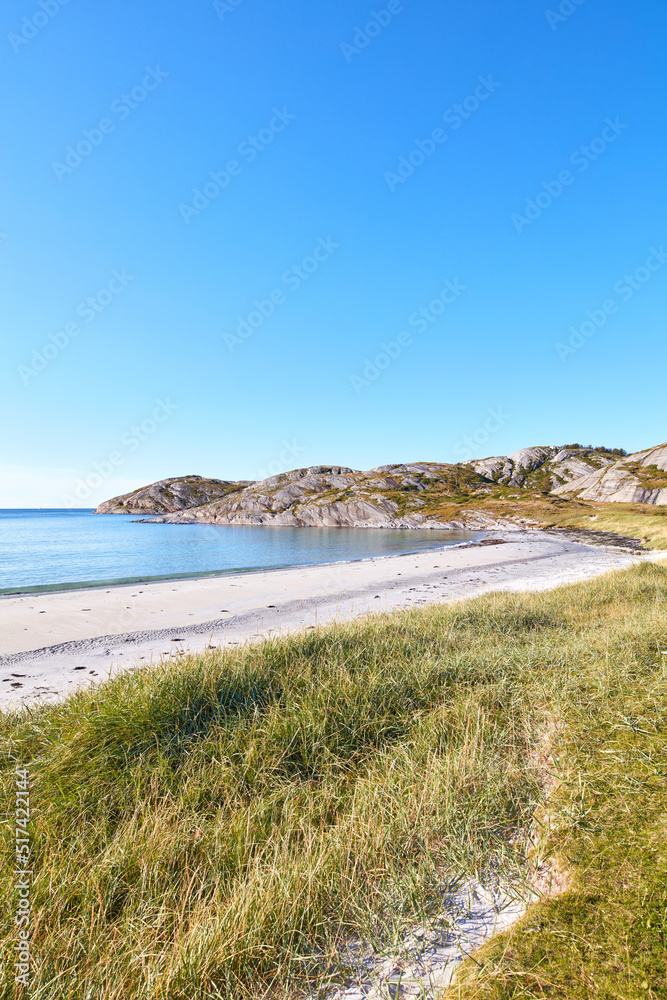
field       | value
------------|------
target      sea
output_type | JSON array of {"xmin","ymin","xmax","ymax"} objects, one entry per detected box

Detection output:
[{"xmin": 0, "ymin": 510, "xmax": 480, "ymax": 594}]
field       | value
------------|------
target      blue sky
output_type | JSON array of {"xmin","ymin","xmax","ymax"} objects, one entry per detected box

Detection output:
[{"xmin": 1, "ymin": 0, "xmax": 666, "ymax": 506}]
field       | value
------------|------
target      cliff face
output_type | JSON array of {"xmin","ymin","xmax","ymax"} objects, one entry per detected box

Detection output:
[
  {"xmin": 552, "ymin": 443, "xmax": 667, "ymax": 505},
  {"xmin": 94, "ymin": 475, "xmax": 252, "ymax": 515}
]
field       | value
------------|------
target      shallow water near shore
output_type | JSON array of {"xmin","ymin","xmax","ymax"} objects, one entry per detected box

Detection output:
[{"xmin": 0, "ymin": 509, "xmax": 479, "ymax": 593}]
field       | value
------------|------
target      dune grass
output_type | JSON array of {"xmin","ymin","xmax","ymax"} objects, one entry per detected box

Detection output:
[
  {"xmin": 2, "ymin": 563, "xmax": 667, "ymax": 999},
  {"xmin": 555, "ymin": 504, "xmax": 667, "ymax": 550},
  {"xmin": 445, "ymin": 566, "xmax": 667, "ymax": 999},
  {"xmin": 475, "ymin": 496, "xmax": 667, "ymax": 550}
]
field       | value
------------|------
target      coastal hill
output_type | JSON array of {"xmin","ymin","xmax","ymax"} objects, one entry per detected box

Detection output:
[
  {"xmin": 95, "ymin": 474, "xmax": 254, "ymax": 515},
  {"xmin": 467, "ymin": 443, "xmax": 627, "ymax": 490},
  {"xmin": 552, "ymin": 441, "xmax": 667, "ymax": 504},
  {"xmin": 94, "ymin": 442, "xmax": 667, "ymax": 544}
]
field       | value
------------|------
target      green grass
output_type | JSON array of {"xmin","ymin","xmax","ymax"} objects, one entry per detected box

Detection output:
[
  {"xmin": 548, "ymin": 504, "xmax": 667, "ymax": 550},
  {"xmin": 446, "ymin": 492, "xmax": 667, "ymax": 550},
  {"xmin": 447, "ymin": 569, "xmax": 667, "ymax": 999},
  {"xmin": 2, "ymin": 564, "xmax": 667, "ymax": 999}
]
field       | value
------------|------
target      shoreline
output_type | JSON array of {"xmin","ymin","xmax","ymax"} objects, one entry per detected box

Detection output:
[
  {"xmin": 3, "ymin": 529, "xmax": 665, "ymax": 712},
  {"xmin": 0, "ymin": 532, "xmax": 483, "ymax": 599}
]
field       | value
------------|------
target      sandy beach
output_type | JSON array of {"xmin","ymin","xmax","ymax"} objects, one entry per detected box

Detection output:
[{"xmin": 1, "ymin": 529, "xmax": 664, "ymax": 710}]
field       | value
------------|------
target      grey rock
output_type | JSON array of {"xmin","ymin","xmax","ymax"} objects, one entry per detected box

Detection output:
[
  {"xmin": 135, "ymin": 464, "xmax": 499, "ymax": 530},
  {"xmin": 469, "ymin": 445, "xmax": 618, "ymax": 491},
  {"xmin": 96, "ymin": 441, "xmax": 666, "ymax": 531},
  {"xmin": 553, "ymin": 442, "xmax": 667, "ymax": 504},
  {"xmin": 94, "ymin": 475, "xmax": 252, "ymax": 515}
]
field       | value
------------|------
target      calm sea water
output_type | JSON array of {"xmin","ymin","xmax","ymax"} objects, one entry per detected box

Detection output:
[{"xmin": 0, "ymin": 510, "xmax": 479, "ymax": 593}]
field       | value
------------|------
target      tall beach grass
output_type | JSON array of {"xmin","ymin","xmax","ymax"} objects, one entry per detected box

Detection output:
[{"xmin": 2, "ymin": 562, "xmax": 666, "ymax": 999}]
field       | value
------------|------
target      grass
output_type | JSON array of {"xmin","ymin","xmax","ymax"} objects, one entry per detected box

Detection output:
[
  {"xmin": 2, "ymin": 564, "xmax": 667, "ymax": 999},
  {"xmin": 447, "ymin": 568, "xmax": 667, "ymax": 999},
  {"xmin": 443, "ymin": 493, "xmax": 667, "ymax": 550},
  {"xmin": 552, "ymin": 504, "xmax": 667, "ymax": 551}
]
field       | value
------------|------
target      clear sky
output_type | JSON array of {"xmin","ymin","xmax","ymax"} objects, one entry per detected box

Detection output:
[{"xmin": 1, "ymin": 0, "xmax": 666, "ymax": 507}]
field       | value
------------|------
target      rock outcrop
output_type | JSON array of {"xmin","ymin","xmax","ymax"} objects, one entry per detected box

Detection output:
[
  {"xmin": 468, "ymin": 446, "xmax": 618, "ymax": 491},
  {"xmin": 552, "ymin": 443, "xmax": 667, "ymax": 505},
  {"xmin": 95, "ymin": 475, "xmax": 252, "ymax": 515},
  {"xmin": 94, "ymin": 441, "xmax": 666, "ymax": 531},
  {"xmin": 140, "ymin": 464, "xmax": 498, "ymax": 530}
]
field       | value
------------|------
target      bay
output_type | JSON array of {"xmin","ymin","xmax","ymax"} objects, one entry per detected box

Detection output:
[{"xmin": 0, "ymin": 509, "xmax": 479, "ymax": 593}]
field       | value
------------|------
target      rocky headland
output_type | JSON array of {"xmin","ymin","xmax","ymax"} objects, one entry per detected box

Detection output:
[
  {"xmin": 94, "ymin": 441, "xmax": 667, "ymax": 536},
  {"xmin": 95, "ymin": 475, "xmax": 254, "ymax": 515}
]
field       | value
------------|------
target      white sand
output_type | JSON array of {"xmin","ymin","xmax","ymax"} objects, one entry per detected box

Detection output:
[
  {"xmin": 324, "ymin": 879, "xmax": 532, "ymax": 998},
  {"xmin": 3, "ymin": 529, "xmax": 663, "ymax": 992},
  {"xmin": 1, "ymin": 530, "xmax": 663, "ymax": 710}
]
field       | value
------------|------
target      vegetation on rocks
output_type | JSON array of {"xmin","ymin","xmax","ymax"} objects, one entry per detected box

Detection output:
[
  {"xmin": 95, "ymin": 475, "xmax": 251, "ymax": 515},
  {"xmin": 93, "ymin": 442, "xmax": 667, "ymax": 544}
]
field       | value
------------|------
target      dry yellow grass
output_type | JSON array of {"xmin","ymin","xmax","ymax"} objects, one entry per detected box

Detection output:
[{"xmin": 2, "ymin": 563, "xmax": 666, "ymax": 998}]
